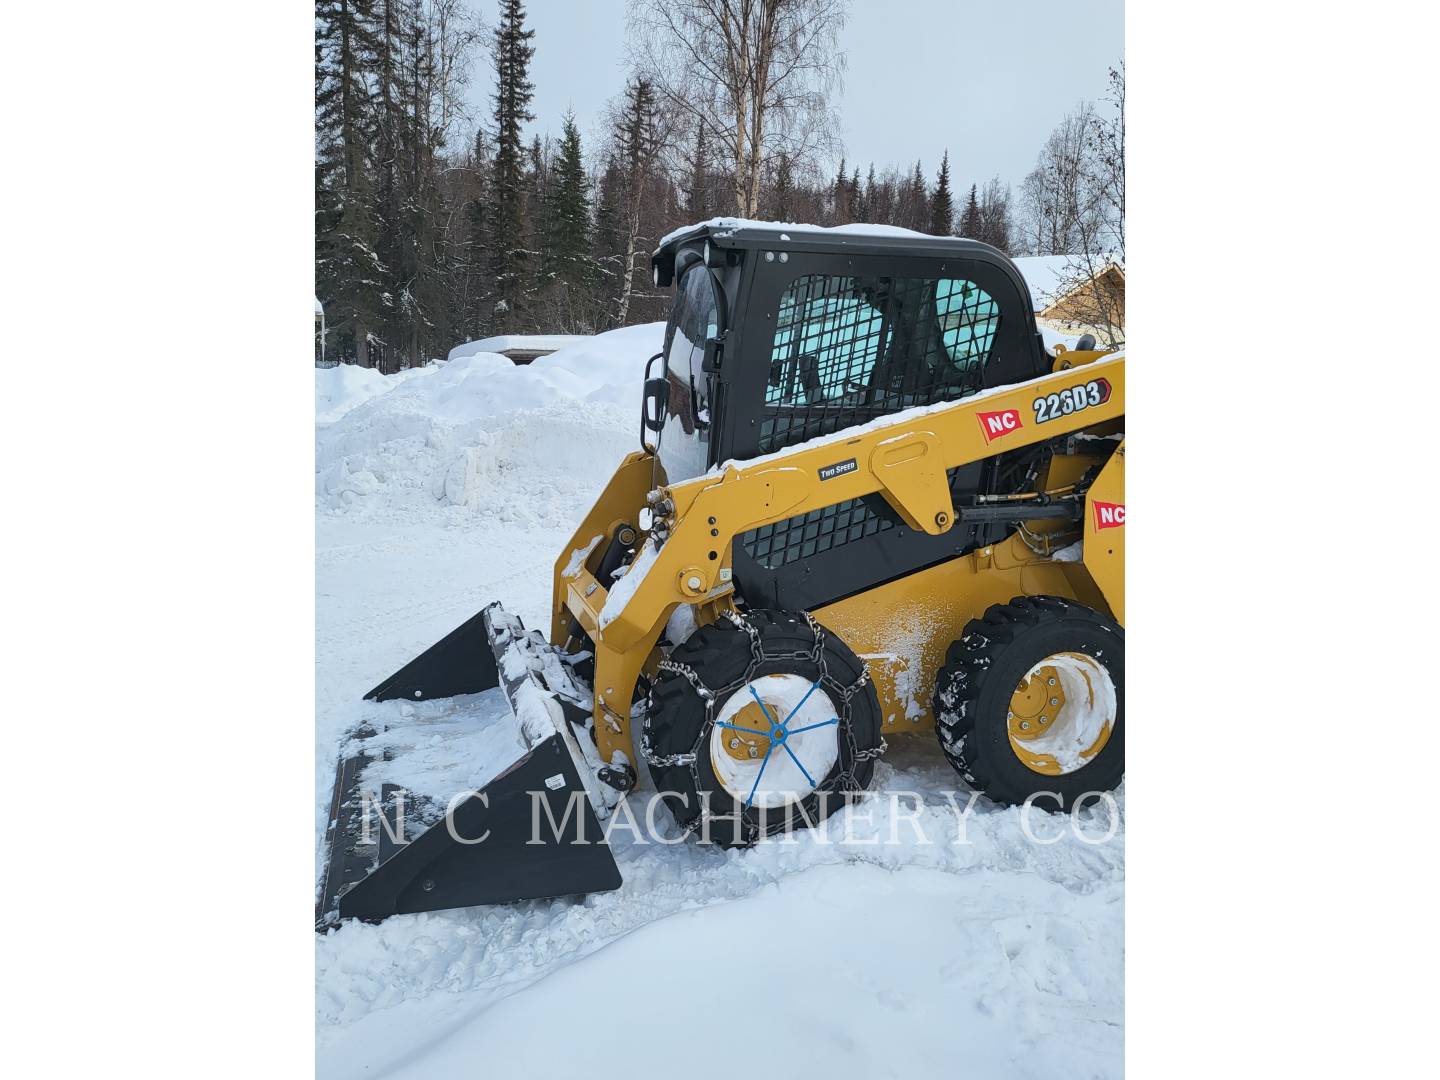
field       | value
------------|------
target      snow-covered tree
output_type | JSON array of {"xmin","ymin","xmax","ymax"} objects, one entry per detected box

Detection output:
[{"xmin": 487, "ymin": 0, "xmax": 536, "ymax": 332}]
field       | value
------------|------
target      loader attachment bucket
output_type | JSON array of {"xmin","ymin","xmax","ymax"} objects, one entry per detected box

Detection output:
[
  {"xmin": 364, "ymin": 607, "xmax": 500, "ymax": 703},
  {"xmin": 316, "ymin": 604, "xmax": 622, "ymax": 931}
]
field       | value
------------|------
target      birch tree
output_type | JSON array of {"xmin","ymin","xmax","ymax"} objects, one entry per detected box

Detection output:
[{"xmin": 627, "ymin": 0, "xmax": 847, "ymax": 217}]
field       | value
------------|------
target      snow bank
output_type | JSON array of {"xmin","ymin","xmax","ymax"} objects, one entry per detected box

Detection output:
[
  {"xmin": 315, "ymin": 362, "xmax": 428, "ymax": 425},
  {"xmin": 315, "ymin": 323, "xmax": 663, "ymax": 522}
]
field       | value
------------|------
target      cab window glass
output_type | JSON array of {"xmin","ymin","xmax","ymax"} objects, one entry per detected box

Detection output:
[
  {"xmin": 657, "ymin": 264, "xmax": 721, "ymax": 482},
  {"xmin": 761, "ymin": 273, "xmax": 1000, "ymax": 453}
]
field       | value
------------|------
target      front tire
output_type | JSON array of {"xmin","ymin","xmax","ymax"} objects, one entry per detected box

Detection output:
[
  {"xmin": 933, "ymin": 596, "xmax": 1124, "ymax": 809},
  {"xmin": 643, "ymin": 610, "xmax": 883, "ymax": 845}
]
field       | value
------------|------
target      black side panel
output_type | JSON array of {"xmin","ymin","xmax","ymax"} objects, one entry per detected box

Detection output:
[
  {"xmin": 734, "ymin": 448, "xmax": 1049, "ymax": 612},
  {"xmin": 365, "ymin": 609, "xmax": 501, "ymax": 702}
]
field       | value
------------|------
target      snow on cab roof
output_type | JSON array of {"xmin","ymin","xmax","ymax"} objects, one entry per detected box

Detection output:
[{"xmin": 657, "ymin": 217, "xmax": 936, "ymax": 252}]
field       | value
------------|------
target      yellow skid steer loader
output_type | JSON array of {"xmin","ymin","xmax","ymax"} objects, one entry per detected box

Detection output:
[{"xmin": 317, "ymin": 221, "xmax": 1125, "ymax": 929}]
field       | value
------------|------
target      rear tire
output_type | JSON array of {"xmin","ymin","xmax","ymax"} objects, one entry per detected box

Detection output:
[
  {"xmin": 933, "ymin": 596, "xmax": 1124, "ymax": 810},
  {"xmin": 644, "ymin": 610, "xmax": 882, "ymax": 845}
]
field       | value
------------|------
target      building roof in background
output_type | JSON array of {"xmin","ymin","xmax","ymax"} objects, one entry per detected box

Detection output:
[
  {"xmin": 446, "ymin": 335, "xmax": 593, "ymax": 363},
  {"xmin": 1012, "ymin": 255, "xmax": 1123, "ymax": 312}
]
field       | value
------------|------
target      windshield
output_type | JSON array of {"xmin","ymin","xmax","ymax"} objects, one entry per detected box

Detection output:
[{"xmin": 657, "ymin": 264, "xmax": 720, "ymax": 483}]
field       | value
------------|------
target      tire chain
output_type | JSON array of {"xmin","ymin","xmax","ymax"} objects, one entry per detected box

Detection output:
[{"xmin": 642, "ymin": 608, "xmax": 886, "ymax": 843}]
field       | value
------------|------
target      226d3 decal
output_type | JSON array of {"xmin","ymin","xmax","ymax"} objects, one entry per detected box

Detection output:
[{"xmin": 1033, "ymin": 377, "xmax": 1112, "ymax": 424}]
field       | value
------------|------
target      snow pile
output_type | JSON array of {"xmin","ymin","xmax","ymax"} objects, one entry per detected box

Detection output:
[
  {"xmin": 315, "ymin": 323, "xmax": 663, "ymax": 523},
  {"xmin": 315, "ymin": 363, "xmax": 429, "ymax": 425}
]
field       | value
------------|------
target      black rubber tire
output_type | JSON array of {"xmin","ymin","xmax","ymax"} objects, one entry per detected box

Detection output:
[
  {"xmin": 933, "ymin": 595, "xmax": 1124, "ymax": 810},
  {"xmin": 644, "ymin": 610, "xmax": 882, "ymax": 845}
]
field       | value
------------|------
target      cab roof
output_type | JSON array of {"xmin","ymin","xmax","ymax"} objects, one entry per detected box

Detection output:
[{"xmin": 651, "ymin": 217, "xmax": 1025, "ymax": 292}]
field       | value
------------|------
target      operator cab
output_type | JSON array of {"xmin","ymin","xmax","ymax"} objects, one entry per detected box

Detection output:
[{"xmin": 648, "ymin": 219, "xmax": 1058, "ymax": 611}]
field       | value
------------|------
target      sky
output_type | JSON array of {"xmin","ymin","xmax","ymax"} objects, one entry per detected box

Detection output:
[{"xmin": 465, "ymin": 0, "xmax": 1123, "ymax": 193}]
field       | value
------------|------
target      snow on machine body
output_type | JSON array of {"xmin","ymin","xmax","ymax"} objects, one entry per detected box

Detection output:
[{"xmin": 317, "ymin": 220, "xmax": 1126, "ymax": 929}]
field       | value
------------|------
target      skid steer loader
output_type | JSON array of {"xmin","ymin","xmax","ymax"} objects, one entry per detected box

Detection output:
[{"xmin": 317, "ymin": 220, "xmax": 1125, "ymax": 929}]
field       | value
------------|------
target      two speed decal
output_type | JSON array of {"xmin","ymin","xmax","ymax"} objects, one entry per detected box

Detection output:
[{"xmin": 1033, "ymin": 377, "xmax": 1112, "ymax": 424}]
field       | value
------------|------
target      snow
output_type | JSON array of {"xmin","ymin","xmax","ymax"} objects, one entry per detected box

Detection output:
[
  {"xmin": 354, "ymin": 862, "xmax": 1121, "ymax": 1079},
  {"xmin": 314, "ymin": 323, "xmax": 662, "ymax": 521},
  {"xmin": 315, "ymin": 296, "xmax": 325, "ymax": 315},
  {"xmin": 447, "ymin": 334, "xmax": 592, "ymax": 362},
  {"xmin": 314, "ymin": 362, "xmax": 428, "ymax": 425},
  {"xmin": 1039, "ymin": 324, "xmax": 1086, "ymax": 356},
  {"xmin": 561, "ymin": 534, "xmax": 604, "ymax": 578},
  {"xmin": 315, "ymin": 317, "xmax": 1123, "ymax": 1077},
  {"xmin": 1053, "ymin": 540, "xmax": 1085, "ymax": 563},
  {"xmin": 597, "ymin": 536, "xmax": 660, "ymax": 628},
  {"xmin": 660, "ymin": 216, "xmax": 935, "ymax": 250},
  {"xmin": 1015, "ymin": 654, "xmax": 1117, "ymax": 773}
]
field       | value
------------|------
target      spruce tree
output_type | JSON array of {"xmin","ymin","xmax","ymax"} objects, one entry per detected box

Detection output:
[
  {"xmin": 831, "ymin": 156, "xmax": 850, "ymax": 224},
  {"xmin": 959, "ymin": 182, "xmax": 982, "ymax": 239},
  {"xmin": 543, "ymin": 114, "xmax": 591, "ymax": 292},
  {"xmin": 929, "ymin": 151, "xmax": 954, "ymax": 235},
  {"xmin": 591, "ymin": 153, "xmax": 625, "ymax": 323},
  {"xmin": 315, "ymin": 0, "xmax": 384, "ymax": 366},
  {"xmin": 488, "ymin": 0, "xmax": 536, "ymax": 332},
  {"xmin": 907, "ymin": 161, "xmax": 929, "ymax": 232},
  {"xmin": 863, "ymin": 164, "xmax": 878, "ymax": 223},
  {"xmin": 464, "ymin": 127, "xmax": 491, "ymax": 338},
  {"xmin": 615, "ymin": 77, "xmax": 657, "ymax": 324}
]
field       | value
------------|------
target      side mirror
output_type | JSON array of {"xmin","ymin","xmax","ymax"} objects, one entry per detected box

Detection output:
[{"xmin": 642, "ymin": 376, "xmax": 670, "ymax": 435}]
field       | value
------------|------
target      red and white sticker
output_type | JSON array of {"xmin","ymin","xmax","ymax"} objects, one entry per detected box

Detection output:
[
  {"xmin": 977, "ymin": 408, "xmax": 1023, "ymax": 443},
  {"xmin": 1093, "ymin": 501, "xmax": 1125, "ymax": 530}
]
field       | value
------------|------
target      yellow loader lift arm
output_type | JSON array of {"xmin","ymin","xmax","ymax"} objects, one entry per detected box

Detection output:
[{"xmin": 557, "ymin": 352, "xmax": 1125, "ymax": 767}]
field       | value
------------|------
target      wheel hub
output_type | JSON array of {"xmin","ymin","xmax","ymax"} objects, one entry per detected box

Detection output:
[
  {"xmin": 1006, "ymin": 652, "xmax": 1116, "ymax": 776},
  {"xmin": 720, "ymin": 700, "xmax": 775, "ymax": 761},
  {"xmin": 709, "ymin": 674, "xmax": 841, "ymax": 809}
]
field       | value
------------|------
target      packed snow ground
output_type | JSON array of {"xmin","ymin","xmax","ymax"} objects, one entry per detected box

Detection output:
[{"xmin": 315, "ymin": 325, "xmax": 1123, "ymax": 1078}]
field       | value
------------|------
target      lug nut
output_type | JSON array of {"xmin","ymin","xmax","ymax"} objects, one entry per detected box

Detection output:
[
  {"xmin": 1050, "ymin": 697, "xmax": 1059, "ymax": 706},
  {"xmin": 1048, "ymin": 677, "xmax": 1057, "ymax": 686},
  {"xmin": 687, "ymin": 575, "xmax": 703, "ymax": 590},
  {"xmin": 729, "ymin": 738, "xmax": 740, "ymax": 749},
  {"xmin": 1040, "ymin": 716, "xmax": 1049, "ymax": 725},
  {"xmin": 747, "ymin": 745, "xmax": 759, "ymax": 758},
  {"xmin": 1020, "ymin": 721, "xmax": 1031, "ymax": 730}
]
